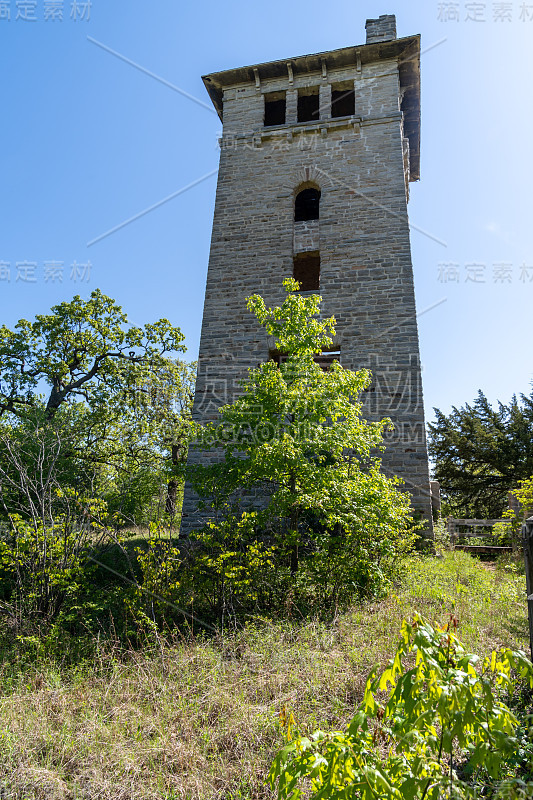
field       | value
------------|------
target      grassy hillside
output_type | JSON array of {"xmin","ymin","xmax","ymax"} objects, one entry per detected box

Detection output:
[{"xmin": 0, "ymin": 551, "xmax": 529, "ymax": 800}]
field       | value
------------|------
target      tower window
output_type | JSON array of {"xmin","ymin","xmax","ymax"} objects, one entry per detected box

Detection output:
[
  {"xmin": 295, "ymin": 188, "xmax": 320, "ymax": 221},
  {"xmin": 293, "ymin": 251, "xmax": 320, "ymax": 291},
  {"xmin": 297, "ymin": 87, "xmax": 319, "ymax": 122},
  {"xmin": 264, "ymin": 91, "xmax": 286, "ymax": 126},
  {"xmin": 314, "ymin": 349, "xmax": 341, "ymax": 369},
  {"xmin": 271, "ymin": 347, "xmax": 340, "ymax": 370},
  {"xmin": 331, "ymin": 82, "xmax": 355, "ymax": 118}
]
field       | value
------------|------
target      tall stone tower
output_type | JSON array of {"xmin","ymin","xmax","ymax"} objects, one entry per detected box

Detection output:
[{"xmin": 182, "ymin": 15, "xmax": 433, "ymax": 536}]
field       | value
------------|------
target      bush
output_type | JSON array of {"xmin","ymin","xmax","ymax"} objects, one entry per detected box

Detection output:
[{"xmin": 269, "ymin": 614, "xmax": 533, "ymax": 799}]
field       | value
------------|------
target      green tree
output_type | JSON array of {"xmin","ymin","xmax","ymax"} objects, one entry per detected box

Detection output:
[
  {"xmin": 0, "ymin": 290, "xmax": 194, "ymax": 525},
  {"xmin": 494, "ymin": 474, "xmax": 533, "ymax": 548},
  {"xmin": 0, "ymin": 289, "xmax": 186, "ymax": 420},
  {"xmin": 428, "ymin": 390, "xmax": 533, "ymax": 518},
  {"xmin": 91, "ymin": 357, "xmax": 196, "ymax": 523},
  {"xmin": 0, "ymin": 421, "xmax": 113, "ymax": 630},
  {"xmin": 188, "ymin": 279, "xmax": 416, "ymax": 614}
]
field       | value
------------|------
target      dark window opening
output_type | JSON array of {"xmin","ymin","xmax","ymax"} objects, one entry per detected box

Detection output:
[
  {"xmin": 297, "ymin": 88, "xmax": 320, "ymax": 122},
  {"xmin": 264, "ymin": 91, "xmax": 286, "ymax": 126},
  {"xmin": 314, "ymin": 349, "xmax": 341, "ymax": 370},
  {"xmin": 293, "ymin": 251, "xmax": 320, "ymax": 291},
  {"xmin": 270, "ymin": 350, "xmax": 288, "ymax": 365},
  {"xmin": 294, "ymin": 188, "xmax": 321, "ymax": 221},
  {"xmin": 270, "ymin": 348, "xmax": 340, "ymax": 370},
  {"xmin": 331, "ymin": 82, "xmax": 355, "ymax": 118}
]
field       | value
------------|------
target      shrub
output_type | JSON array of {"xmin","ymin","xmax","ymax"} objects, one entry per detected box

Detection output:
[{"xmin": 269, "ymin": 614, "xmax": 533, "ymax": 799}]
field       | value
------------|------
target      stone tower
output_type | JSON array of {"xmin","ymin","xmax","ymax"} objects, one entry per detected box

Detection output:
[{"xmin": 181, "ymin": 15, "xmax": 433, "ymax": 537}]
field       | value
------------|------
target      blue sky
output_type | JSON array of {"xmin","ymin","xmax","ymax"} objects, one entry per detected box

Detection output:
[{"xmin": 0, "ymin": 0, "xmax": 531, "ymax": 424}]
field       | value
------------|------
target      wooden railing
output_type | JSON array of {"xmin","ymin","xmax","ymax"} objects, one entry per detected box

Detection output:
[{"xmin": 446, "ymin": 518, "xmax": 511, "ymax": 554}]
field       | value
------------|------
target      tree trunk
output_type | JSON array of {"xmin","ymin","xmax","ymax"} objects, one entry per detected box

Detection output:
[
  {"xmin": 166, "ymin": 479, "xmax": 178, "ymax": 516},
  {"xmin": 290, "ymin": 538, "xmax": 299, "ymax": 575},
  {"xmin": 289, "ymin": 476, "xmax": 299, "ymax": 574},
  {"xmin": 166, "ymin": 444, "xmax": 182, "ymax": 516}
]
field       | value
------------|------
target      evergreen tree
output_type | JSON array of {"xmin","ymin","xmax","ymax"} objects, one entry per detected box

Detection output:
[{"xmin": 428, "ymin": 389, "xmax": 533, "ymax": 517}]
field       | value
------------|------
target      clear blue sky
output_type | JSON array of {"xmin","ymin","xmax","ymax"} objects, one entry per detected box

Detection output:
[{"xmin": 1, "ymin": 0, "xmax": 531, "ymax": 424}]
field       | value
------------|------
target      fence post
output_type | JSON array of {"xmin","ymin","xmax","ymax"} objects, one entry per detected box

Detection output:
[
  {"xmin": 522, "ymin": 516, "xmax": 533, "ymax": 661},
  {"xmin": 447, "ymin": 517, "xmax": 455, "ymax": 550}
]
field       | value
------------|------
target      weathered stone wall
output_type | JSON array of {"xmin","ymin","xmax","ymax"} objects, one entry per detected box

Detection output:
[{"xmin": 181, "ymin": 40, "xmax": 433, "ymax": 538}]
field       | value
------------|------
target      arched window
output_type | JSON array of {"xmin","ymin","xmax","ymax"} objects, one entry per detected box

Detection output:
[{"xmin": 294, "ymin": 188, "xmax": 320, "ymax": 222}]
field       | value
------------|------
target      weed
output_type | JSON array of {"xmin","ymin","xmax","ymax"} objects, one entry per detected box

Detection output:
[{"xmin": 0, "ymin": 552, "xmax": 528, "ymax": 799}]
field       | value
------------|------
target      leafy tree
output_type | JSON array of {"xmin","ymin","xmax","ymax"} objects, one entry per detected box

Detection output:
[
  {"xmin": 188, "ymin": 279, "xmax": 416, "ymax": 614},
  {"xmin": 513, "ymin": 475, "xmax": 533, "ymax": 519},
  {"xmin": 91, "ymin": 357, "xmax": 196, "ymax": 522},
  {"xmin": 494, "ymin": 475, "xmax": 533, "ymax": 548},
  {"xmin": 269, "ymin": 614, "xmax": 533, "ymax": 800},
  {"xmin": 0, "ymin": 289, "xmax": 185, "ymax": 420},
  {"xmin": 0, "ymin": 422, "xmax": 112, "ymax": 630},
  {"xmin": 428, "ymin": 390, "xmax": 533, "ymax": 518},
  {"xmin": 0, "ymin": 290, "xmax": 194, "ymax": 525}
]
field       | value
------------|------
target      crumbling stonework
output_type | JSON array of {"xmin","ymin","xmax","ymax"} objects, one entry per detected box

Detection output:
[{"xmin": 181, "ymin": 15, "xmax": 433, "ymax": 538}]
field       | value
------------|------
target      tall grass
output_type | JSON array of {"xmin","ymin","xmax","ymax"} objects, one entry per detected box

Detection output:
[{"xmin": 0, "ymin": 551, "xmax": 529, "ymax": 800}]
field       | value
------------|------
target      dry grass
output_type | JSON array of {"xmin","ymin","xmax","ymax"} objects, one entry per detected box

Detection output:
[{"xmin": 0, "ymin": 551, "xmax": 529, "ymax": 800}]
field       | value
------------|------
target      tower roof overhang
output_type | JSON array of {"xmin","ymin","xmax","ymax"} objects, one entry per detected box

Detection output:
[{"xmin": 202, "ymin": 35, "xmax": 421, "ymax": 181}]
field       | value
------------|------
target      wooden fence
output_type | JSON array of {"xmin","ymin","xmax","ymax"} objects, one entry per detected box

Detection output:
[{"xmin": 446, "ymin": 518, "xmax": 511, "ymax": 555}]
